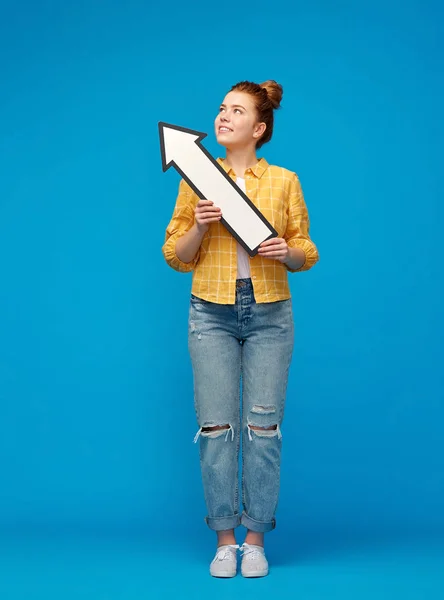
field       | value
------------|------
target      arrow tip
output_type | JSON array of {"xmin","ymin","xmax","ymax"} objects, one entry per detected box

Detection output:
[{"xmin": 158, "ymin": 122, "xmax": 207, "ymax": 172}]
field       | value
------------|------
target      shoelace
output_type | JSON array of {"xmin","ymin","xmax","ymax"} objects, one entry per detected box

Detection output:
[
  {"xmin": 214, "ymin": 544, "xmax": 240, "ymax": 562},
  {"xmin": 240, "ymin": 543, "xmax": 265, "ymax": 561}
]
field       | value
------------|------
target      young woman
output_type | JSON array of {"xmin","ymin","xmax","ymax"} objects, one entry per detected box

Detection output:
[{"xmin": 162, "ymin": 80, "xmax": 319, "ymax": 578}]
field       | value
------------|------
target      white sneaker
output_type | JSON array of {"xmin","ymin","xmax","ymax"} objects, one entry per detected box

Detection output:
[
  {"xmin": 210, "ymin": 544, "xmax": 239, "ymax": 578},
  {"xmin": 240, "ymin": 543, "xmax": 269, "ymax": 577}
]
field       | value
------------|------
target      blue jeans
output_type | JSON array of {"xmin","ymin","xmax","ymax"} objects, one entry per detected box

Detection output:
[{"xmin": 188, "ymin": 278, "xmax": 294, "ymax": 533}]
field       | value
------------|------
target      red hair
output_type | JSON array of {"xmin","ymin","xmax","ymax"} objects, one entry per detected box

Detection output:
[{"xmin": 229, "ymin": 80, "xmax": 283, "ymax": 148}]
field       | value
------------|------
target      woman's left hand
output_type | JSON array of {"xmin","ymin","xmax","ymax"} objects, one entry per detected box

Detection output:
[{"xmin": 257, "ymin": 238, "xmax": 289, "ymax": 263}]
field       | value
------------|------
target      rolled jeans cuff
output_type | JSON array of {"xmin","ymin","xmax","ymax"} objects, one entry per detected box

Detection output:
[
  {"xmin": 241, "ymin": 511, "xmax": 276, "ymax": 533},
  {"xmin": 205, "ymin": 514, "xmax": 241, "ymax": 531}
]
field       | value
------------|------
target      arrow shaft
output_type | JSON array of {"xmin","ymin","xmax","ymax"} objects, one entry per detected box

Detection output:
[{"xmin": 175, "ymin": 143, "xmax": 271, "ymax": 251}]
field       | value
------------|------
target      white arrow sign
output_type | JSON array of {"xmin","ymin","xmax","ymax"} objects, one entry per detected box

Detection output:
[{"xmin": 158, "ymin": 122, "xmax": 277, "ymax": 256}]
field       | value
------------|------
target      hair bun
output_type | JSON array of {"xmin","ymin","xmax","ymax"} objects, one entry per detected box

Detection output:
[{"xmin": 260, "ymin": 80, "xmax": 283, "ymax": 109}]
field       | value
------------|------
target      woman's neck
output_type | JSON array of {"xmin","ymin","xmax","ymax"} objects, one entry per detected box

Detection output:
[{"xmin": 224, "ymin": 147, "xmax": 259, "ymax": 177}]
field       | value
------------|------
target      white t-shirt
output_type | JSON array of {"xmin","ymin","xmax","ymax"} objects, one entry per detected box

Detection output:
[{"xmin": 235, "ymin": 177, "xmax": 251, "ymax": 279}]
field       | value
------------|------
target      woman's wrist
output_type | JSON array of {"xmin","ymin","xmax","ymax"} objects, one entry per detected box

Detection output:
[
  {"xmin": 175, "ymin": 223, "xmax": 206, "ymax": 264},
  {"xmin": 282, "ymin": 246, "xmax": 306, "ymax": 270}
]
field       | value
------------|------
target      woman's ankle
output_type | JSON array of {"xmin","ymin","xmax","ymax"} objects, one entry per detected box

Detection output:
[
  {"xmin": 217, "ymin": 529, "xmax": 236, "ymax": 547},
  {"xmin": 244, "ymin": 530, "xmax": 264, "ymax": 547}
]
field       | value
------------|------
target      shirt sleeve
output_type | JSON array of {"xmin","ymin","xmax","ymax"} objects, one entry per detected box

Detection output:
[
  {"xmin": 162, "ymin": 179, "xmax": 200, "ymax": 273},
  {"xmin": 283, "ymin": 173, "xmax": 319, "ymax": 273}
]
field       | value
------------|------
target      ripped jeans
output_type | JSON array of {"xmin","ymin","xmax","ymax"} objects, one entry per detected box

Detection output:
[{"xmin": 188, "ymin": 278, "xmax": 294, "ymax": 533}]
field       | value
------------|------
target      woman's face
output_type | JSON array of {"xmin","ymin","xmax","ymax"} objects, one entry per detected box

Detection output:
[{"xmin": 214, "ymin": 91, "xmax": 266, "ymax": 150}]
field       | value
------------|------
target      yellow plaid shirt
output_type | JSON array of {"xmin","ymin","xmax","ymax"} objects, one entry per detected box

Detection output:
[{"xmin": 162, "ymin": 157, "xmax": 319, "ymax": 304}]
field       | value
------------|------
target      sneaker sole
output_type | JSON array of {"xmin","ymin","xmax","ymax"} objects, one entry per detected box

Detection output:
[
  {"xmin": 241, "ymin": 569, "xmax": 269, "ymax": 578},
  {"xmin": 210, "ymin": 570, "xmax": 237, "ymax": 578}
]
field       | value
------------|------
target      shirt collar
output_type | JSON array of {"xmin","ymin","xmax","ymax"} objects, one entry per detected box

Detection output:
[{"xmin": 217, "ymin": 157, "xmax": 269, "ymax": 179}]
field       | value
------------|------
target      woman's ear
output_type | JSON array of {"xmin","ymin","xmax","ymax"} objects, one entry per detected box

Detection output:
[{"xmin": 254, "ymin": 122, "xmax": 266, "ymax": 138}]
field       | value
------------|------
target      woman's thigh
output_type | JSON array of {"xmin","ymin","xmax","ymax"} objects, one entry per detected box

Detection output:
[
  {"xmin": 241, "ymin": 299, "xmax": 294, "ymax": 425},
  {"xmin": 188, "ymin": 296, "xmax": 241, "ymax": 425}
]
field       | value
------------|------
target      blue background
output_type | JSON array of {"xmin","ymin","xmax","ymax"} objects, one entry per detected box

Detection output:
[{"xmin": 0, "ymin": 0, "xmax": 443, "ymax": 597}]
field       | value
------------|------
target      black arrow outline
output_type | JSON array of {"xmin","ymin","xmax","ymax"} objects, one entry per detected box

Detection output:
[{"xmin": 158, "ymin": 121, "xmax": 277, "ymax": 257}]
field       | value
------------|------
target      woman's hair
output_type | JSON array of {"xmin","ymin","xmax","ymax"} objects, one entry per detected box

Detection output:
[{"xmin": 229, "ymin": 80, "xmax": 283, "ymax": 148}]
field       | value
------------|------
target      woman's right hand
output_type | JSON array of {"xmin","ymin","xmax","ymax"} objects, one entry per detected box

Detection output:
[{"xmin": 195, "ymin": 200, "xmax": 222, "ymax": 234}]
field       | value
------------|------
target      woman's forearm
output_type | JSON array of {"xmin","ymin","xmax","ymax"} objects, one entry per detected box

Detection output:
[
  {"xmin": 175, "ymin": 223, "xmax": 206, "ymax": 264},
  {"xmin": 283, "ymin": 246, "xmax": 306, "ymax": 271}
]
